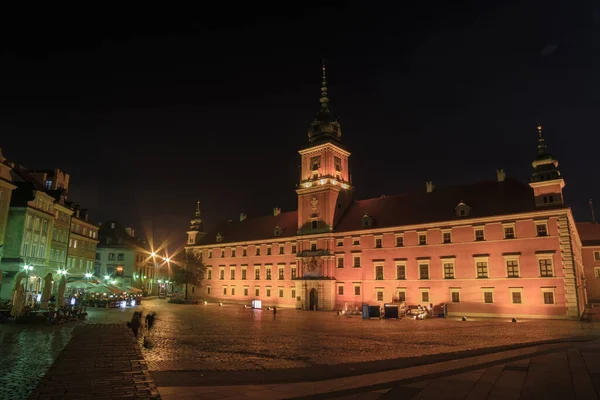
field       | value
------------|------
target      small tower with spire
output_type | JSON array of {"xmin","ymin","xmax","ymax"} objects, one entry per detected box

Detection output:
[
  {"xmin": 297, "ymin": 63, "xmax": 353, "ymax": 240},
  {"xmin": 187, "ymin": 200, "xmax": 206, "ymax": 245},
  {"xmin": 529, "ymin": 124, "xmax": 565, "ymax": 207}
]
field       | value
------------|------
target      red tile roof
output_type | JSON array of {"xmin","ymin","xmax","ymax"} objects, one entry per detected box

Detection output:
[
  {"xmin": 198, "ymin": 178, "xmax": 555, "ymax": 246},
  {"xmin": 334, "ymin": 178, "xmax": 543, "ymax": 232},
  {"xmin": 576, "ymin": 222, "xmax": 600, "ymax": 246},
  {"xmin": 199, "ymin": 211, "xmax": 298, "ymax": 245}
]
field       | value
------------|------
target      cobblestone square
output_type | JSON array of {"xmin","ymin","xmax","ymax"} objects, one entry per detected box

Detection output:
[{"xmin": 2, "ymin": 299, "xmax": 600, "ymax": 399}]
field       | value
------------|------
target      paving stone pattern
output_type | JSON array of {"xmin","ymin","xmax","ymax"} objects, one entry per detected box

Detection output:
[
  {"xmin": 339, "ymin": 346, "xmax": 600, "ymax": 400},
  {"xmin": 28, "ymin": 324, "xmax": 160, "ymax": 400}
]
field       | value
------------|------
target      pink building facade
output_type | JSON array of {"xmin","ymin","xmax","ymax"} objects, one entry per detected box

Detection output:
[{"xmin": 186, "ymin": 68, "xmax": 587, "ymax": 319}]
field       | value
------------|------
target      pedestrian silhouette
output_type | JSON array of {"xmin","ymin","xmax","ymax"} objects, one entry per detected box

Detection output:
[{"xmin": 273, "ymin": 306, "xmax": 277, "ymax": 318}]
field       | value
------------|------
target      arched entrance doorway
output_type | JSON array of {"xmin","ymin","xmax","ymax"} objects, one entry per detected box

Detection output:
[{"xmin": 309, "ymin": 288, "xmax": 318, "ymax": 311}]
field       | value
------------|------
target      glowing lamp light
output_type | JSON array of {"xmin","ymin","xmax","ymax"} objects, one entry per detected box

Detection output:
[
  {"xmin": 70, "ymin": 297, "xmax": 76, "ymax": 305},
  {"xmin": 219, "ymin": 302, "xmax": 223, "ymax": 307},
  {"xmin": 165, "ymin": 257, "xmax": 171, "ymax": 262},
  {"xmin": 131, "ymin": 300, "xmax": 136, "ymax": 306},
  {"xmin": 331, "ymin": 179, "xmax": 338, "ymax": 185},
  {"xmin": 104, "ymin": 275, "xmax": 110, "ymax": 280},
  {"xmin": 36, "ymin": 293, "xmax": 41, "ymax": 302},
  {"xmin": 111, "ymin": 280, "xmax": 117, "ymax": 285},
  {"xmin": 84, "ymin": 273, "xmax": 92, "ymax": 278},
  {"xmin": 157, "ymin": 280, "xmax": 162, "ymax": 283},
  {"xmin": 151, "ymin": 252, "xmax": 156, "ymax": 257},
  {"xmin": 24, "ymin": 265, "xmax": 34, "ymax": 271},
  {"xmin": 121, "ymin": 300, "xmax": 126, "ymax": 308},
  {"xmin": 204, "ymin": 301, "xmax": 208, "ymax": 305},
  {"xmin": 319, "ymin": 178, "xmax": 327, "ymax": 185},
  {"xmin": 143, "ymin": 275, "xmax": 147, "ymax": 279},
  {"xmin": 303, "ymin": 182, "xmax": 312, "ymax": 188},
  {"xmin": 341, "ymin": 183, "xmax": 349, "ymax": 190}
]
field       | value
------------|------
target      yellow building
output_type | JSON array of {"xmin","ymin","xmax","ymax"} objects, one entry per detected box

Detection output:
[
  {"xmin": 67, "ymin": 208, "xmax": 99, "ymax": 277},
  {"xmin": 0, "ymin": 149, "xmax": 17, "ymax": 266}
]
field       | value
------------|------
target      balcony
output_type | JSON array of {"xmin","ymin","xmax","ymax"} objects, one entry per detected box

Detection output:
[{"xmin": 297, "ymin": 249, "xmax": 332, "ymax": 257}]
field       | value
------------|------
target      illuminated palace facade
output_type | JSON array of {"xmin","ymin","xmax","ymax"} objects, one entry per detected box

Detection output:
[{"xmin": 186, "ymin": 68, "xmax": 588, "ymax": 319}]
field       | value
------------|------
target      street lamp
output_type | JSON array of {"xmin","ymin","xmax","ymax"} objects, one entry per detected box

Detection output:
[
  {"xmin": 165, "ymin": 257, "xmax": 170, "ymax": 262},
  {"xmin": 151, "ymin": 252, "xmax": 156, "ymax": 257},
  {"xmin": 104, "ymin": 275, "xmax": 110, "ymax": 281},
  {"xmin": 23, "ymin": 265, "xmax": 33, "ymax": 298},
  {"xmin": 84, "ymin": 273, "xmax": 92, "ymax": 279}
]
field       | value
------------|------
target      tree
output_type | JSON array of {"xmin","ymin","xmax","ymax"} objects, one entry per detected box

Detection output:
[{"xmin": 171, "ymin": 251, "xmax": 205, "ymax": 301}]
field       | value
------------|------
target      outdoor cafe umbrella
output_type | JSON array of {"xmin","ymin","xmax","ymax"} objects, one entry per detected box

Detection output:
[
  {"xmin": 57, "ymin": 275, "xmax": 66, "ymax": 307},
  {"xmin": 40, "ymin": 273, "xmax": 53, "ymax": 309},
  {"xmin": 11, "ymin": 271, "xmax": 26, "ymax": 305},
  {"xmin": 10, "ymin": 283, "xmax": 25, "ymax": 318}
]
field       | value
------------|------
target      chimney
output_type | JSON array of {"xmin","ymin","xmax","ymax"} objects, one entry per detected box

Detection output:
[
  {"xmin": 426, "ymin": 181, "xmax": 435, "ymax": 193},
  {"xmin": 240, "ymin": 213, "xmax": 247, "ymax": 221},
  {"xmin": 496, "ymin": 169, "xmax": 506, "ymax": 182},
  {"xmin": 273, "ymin": 207, "xmax": 281, "ymax": 216},
  {"xmin": 75, "ymin": 209, "xmax": 80, "ymax": 218}
]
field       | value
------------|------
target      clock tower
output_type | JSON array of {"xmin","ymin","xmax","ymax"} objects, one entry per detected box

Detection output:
[{"xmin": 296, "ymin": 65, "xmax": 353, "ymax": 235}]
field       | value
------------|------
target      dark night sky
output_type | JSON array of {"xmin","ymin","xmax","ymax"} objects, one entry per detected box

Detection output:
[{"xmin": 1, "ymin": 2, "xmax": 599, "ymax": 248}]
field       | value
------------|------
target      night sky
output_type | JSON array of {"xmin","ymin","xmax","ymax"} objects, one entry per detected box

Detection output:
[{"xmin": 1, "ymin": 2, "xmax": 599, "ymax": 248}]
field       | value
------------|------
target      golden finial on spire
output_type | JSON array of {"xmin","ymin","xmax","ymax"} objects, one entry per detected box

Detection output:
[{"xmin": 537, "ymin": 123, "xmax": 547, "ymax": 154}]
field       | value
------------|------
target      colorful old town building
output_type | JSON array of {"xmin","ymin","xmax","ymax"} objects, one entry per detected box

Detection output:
[
  {"xmin": 186, "ymin": 68, "xmax": 587, "ymax": 319},
  {"xmin": 577, "ymin": 221, "xmax": 600, "ymax": 307}
]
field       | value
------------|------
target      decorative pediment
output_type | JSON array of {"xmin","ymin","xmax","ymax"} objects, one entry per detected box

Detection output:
[{"xmin": 455, "ymin": 201, "xmax": 471, "ymax": 217}]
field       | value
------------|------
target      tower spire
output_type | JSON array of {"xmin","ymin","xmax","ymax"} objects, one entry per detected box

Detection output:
[
  {"xmin": 320, "ymin": 62, "xmax": 329, "ymax": 110},
  {"xmin": 195, "ymin": 199, "xmax": 201, "ymax": 218},
  {"xmin": 537, "ymin": 123, "xmax": 547, "ymax": 155}
]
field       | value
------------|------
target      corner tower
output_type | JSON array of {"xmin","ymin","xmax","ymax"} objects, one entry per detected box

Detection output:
[
  {"xmin": 529, "ymin": 124, "xmax": 565, "ymax": 207},
  {"xmin": 296, "ymin": 65, "xmax": 353, "ymax": 234},
  {"xmin": 187, "ymin": 200, "xmax": 206, "ymax": 245}
]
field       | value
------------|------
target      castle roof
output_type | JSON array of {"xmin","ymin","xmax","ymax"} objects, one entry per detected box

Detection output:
[
  {"xmin": 576, "ymin": 222, "xmax": 600, "ymax": 246},
  {"xmin": 197, "ymin": 178, "xmax": 557, "ymax": 246}
]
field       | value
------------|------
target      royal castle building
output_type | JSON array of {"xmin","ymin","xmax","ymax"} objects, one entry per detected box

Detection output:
[{"xmin": 186, "ymin": 67, "xmax": 590, "ymax": 319}]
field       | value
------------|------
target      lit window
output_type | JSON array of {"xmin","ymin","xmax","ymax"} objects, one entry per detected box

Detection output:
[
  {"xmin": 443, "ymin": 262, "xmax": 454, "ymax": 279},
  {"xmin": 507, "ymin": 260, "xmax": 519, "ymax": 278},
  {"xmin": 418, "ymin": 234, "xmax": 427, "ymax": 245},
  {"xmin": 539, "ymin": 259, "xmax": 553, "ymax": 277},
  {"xmin": 477, "ymin": 262, "xmax": 488, "ymax": 278},
  {"xmin": 504, "ymin": 226, "xmax": 515, "ymax": 239}
]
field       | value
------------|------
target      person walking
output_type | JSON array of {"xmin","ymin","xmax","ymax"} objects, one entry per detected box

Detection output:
[
  {"xmin": 272, "ymin": 306, "xmax": 277, "ymax": 318},
  {"xmin": 129, "ymin": 312, "xmax": 142, "ymax": 337}
]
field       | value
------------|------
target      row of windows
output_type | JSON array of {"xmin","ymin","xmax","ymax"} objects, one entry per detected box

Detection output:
[
  {"xmin": 66, "ymin": 257, "xmax": 94, "ymax": 270},
  {"xmin": 335, "ymin": 286, "xmax": 556, "ymax": 305},
  {"xmin": 70, "ymin": 223, "xmax": 97, "ymax": 238},
  {"xmin": 207, "ymin": 244, "xmax": 298, "ymax": 259},
  {"xmin": 22, "ymin": 242, "xmax": 46, "ymax": 258},
  {"xmin": 208, "ymin": 266, "xmax": 298, "ymax": 281},
  {"xmin": 338, "ymin": 223, "xmax": 548, "ymax": 249},
  {"xmin": 49, "ymin": 249, "xmax": 66, "ymax": 263},
  {"xmin": 68, "ymin": 239, "xmax": 95, "ymax": 251},
  {"xmin": 338, "ymin": 257, "xmax": 555, "ymax": 279},
  {"xmin": 209, "ymin": 286, "xmax": 296, "ymax": 299},
  {"xmin": 25, "ymin": 215, "xmax": 50, "ymax": 234},
  {"xmin": 202, "ymin": 222, "xmax": 551, "ymax": 259}
]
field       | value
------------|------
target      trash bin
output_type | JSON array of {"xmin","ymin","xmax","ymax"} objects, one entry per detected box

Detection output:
[{"xmin": 384, "ymin": 304, "xmax": 399, "ymax": 319}]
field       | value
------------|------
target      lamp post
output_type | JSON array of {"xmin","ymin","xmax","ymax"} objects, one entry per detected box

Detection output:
[{"xmin": 23, "ymin": 265, "xmax": 33, "ymax": 306}]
